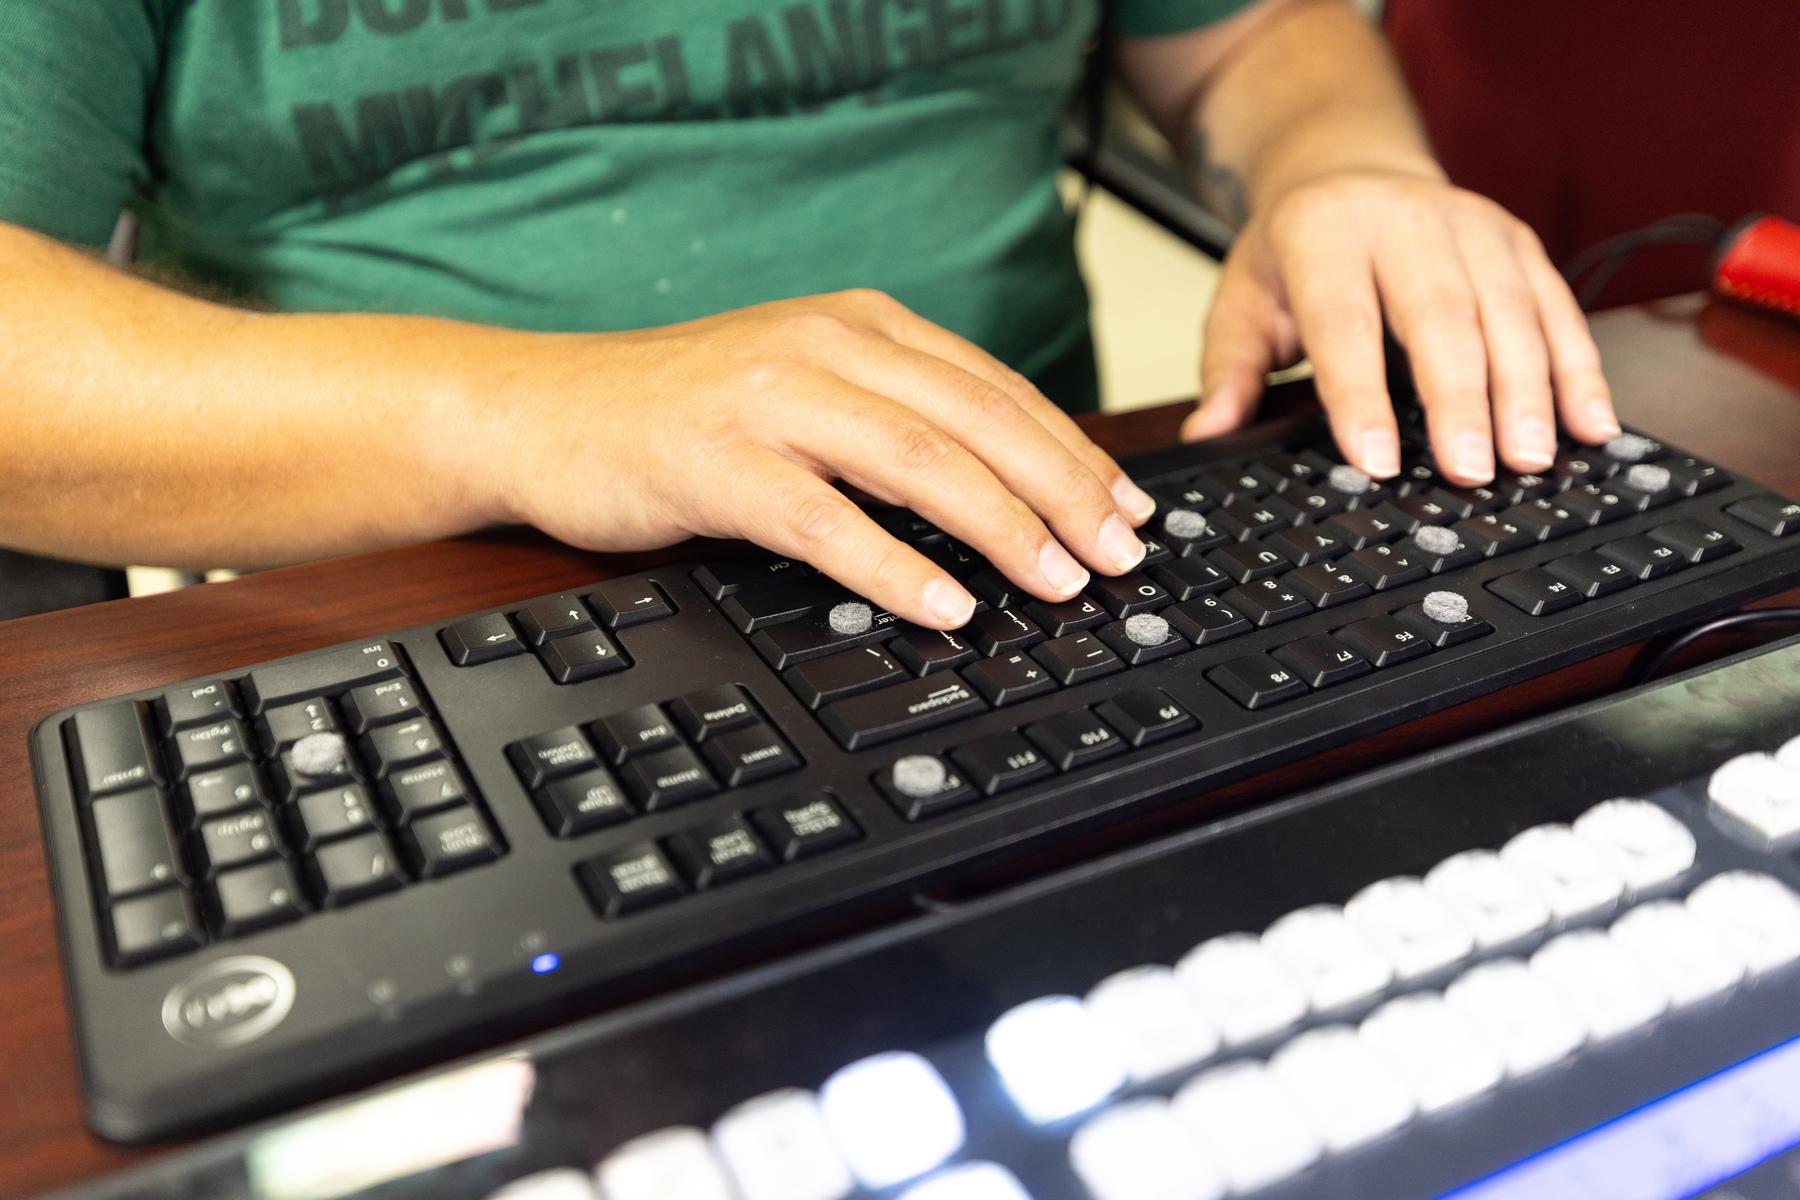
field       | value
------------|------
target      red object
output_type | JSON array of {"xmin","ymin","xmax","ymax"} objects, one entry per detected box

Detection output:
[
  {"xmin": 1715, "ymin": 215, "xmax": 1800, "ymax": 320},
  {"xmin": 1385, "ymin": 0, "xmax": 1800, "ymax": 308}
]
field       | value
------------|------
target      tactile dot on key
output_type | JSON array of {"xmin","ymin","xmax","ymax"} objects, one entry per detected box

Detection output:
[
  {"xmin": 1070, "ymin": 1098, "xmax": 1226, "ymax": 1200},
  {"xmin": 1499, "ymin": 824, "xmax": 1625, "ymax": 921},
  {"xmin": 1357, "ymin": 992, "xmax": 1503, "ymax": 1113},
  {"xmin": 891, "ymin": 755, "xmax": 949, "ymax": 799},
  {"xmin": 1623, "ymin": 462, "xmax": 1671, "ymax": 493},
  {"xmin": 1570, "ymin": 798, "xmax": 1696, "ymax": 891},
  {"xmin": 985, "ymin": 995, "xmax": 1127, "ymax": 1124},
  {"xmin": 1423, "ymin": 850, "xmax": 1552, "ymax": 948},
  {"xmin": 818, "ymin": 1051, "xmax": 964, "ymax": 1189},
  {"xmin": 1707, "ymin": 752, "xmax": 1800, "ymax": 844},
  {"xmin": 1684, "ymin": 870, "xmax": 1800, "ymax": 975},
  {"xmin": 595, "ymin": 1127, "xmax": 734, "ymax": 1200},
  {"xmin": 1420, "ymin": 589, "xmax": 1471, "ymax": 625},
  {"xmin": 484, "ymin": 1169, "xmax": 597, "ymax": 1200},
  {"xmin": 291, "ymin": 732, "xmax": 349, "ymax": 777},
  {"xmin": 1344, "ymin": 877, "xmax": 1475, "ymax": 980},
  {"xmin": 1163, "ymin": 508, "xmax": 1210, "ymax": 540},
  {"xmin": 1084, "ymin": 965, "xmax": 1221, "ymax": 1082},
  {"xmin": 827, "ymin": 601, "xmax": 874, "ymax": 637},
  {"xmin": 1124, "ymin": 612, "xmax": 1172, "ymax": 648},
  {"xmin": 1609, "ymin": 900, "xmax": 1746, "ymax": 1008},
  {"xmin": 897, "ymin": 1162, "xmax": 1033, "ymax": 1200},
  {"xmin": 1528, "ymin": 929, "xmax": 1669, "ymax": 1042},
  {"xmin": 1604, "ymin": 432, "xmax": 1656, "ymax": 462},
  {"xmin": 1413, "ymin": 526, "xmax": 1461, "ymax": 557},
  {"xmin": 1261, "ymin": 904, "xmax": 1395, "ymax": 1012},
  {"xmin": 1444, "ymin": 958, "xmax": 1585, "ymax": 1077},
  {"xmin": 1326, "ymin": 464, "xmax": 1371, "ymax": 495},
  {"xmin": 1777, "ymin": 736, "xmax": 1800, "ymax": 771},
  {"xmin": 1174, "ymin": 933, "xmax": 1309, "ymax": 1046},
  {"xmin": 710, "ymin": 1089, "xmax": 854, "ymax": 1200},
  {"xmin": 1266, "ymin": 1025, "xmax": 1417, "ymax": 1152},
  {"xmin": 1172, "ymin": 1061, "xmax": 1323, "ymax": 1193}
]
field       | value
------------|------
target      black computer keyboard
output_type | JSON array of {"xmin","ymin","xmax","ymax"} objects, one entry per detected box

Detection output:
[
  {"xmin": 27, "ymin": 407, "xmax": 1800, "ymax": 1141},
  {"xmin": 50, "ymin": 637, "xmax": 1800, "ymax": 1200}
]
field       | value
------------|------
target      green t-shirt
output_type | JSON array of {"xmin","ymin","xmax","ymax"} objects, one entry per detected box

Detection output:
[{"xmin": 0, "ymin": 0, "xmax": 1247, "ymax": 408}]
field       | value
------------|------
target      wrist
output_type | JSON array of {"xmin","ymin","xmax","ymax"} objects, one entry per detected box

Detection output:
[{"xmin": 1248, "ymin": 119, "xmax": 1446, "ymax": 215}]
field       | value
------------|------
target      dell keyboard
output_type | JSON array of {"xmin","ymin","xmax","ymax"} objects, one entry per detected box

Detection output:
[
  {"xmin": 49, "ymin": 636, "xmax": 1800, "ymax": 1200},
  {"xmin": 27, "ymin": 407, "xmax": 1800, "ymax": 1140}
]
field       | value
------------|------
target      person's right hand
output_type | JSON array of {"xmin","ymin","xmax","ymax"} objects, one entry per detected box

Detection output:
[{"xmin": 479, "ymin": 289, "xmax": 1158, "ymax": 630}]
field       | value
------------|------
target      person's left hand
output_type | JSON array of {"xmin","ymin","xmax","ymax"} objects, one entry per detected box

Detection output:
[{"xmin": 1181, "ymin": 167, "xmax": 1623, "ymax": 485}]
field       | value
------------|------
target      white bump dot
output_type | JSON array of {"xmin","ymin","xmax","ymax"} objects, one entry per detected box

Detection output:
[
  {"xmin": 1422, "ymin": 590, "xmax": 1470, "ymax": 625},
  {"xmin": 1414, "ymin": 525, "xmax": 1460, "ymax": 556},
  {"xmin": 1124, "ymin": 613, "xmax": 1171, "ymax": 647},
  {"xmin": 292, "ymin": 732, "xmax": 348, "ymax": 777},
  {"xmin": 1604, "ymin": 433, "xmax": 1655, "ymax": 462},
  {"xmin": 1624, "ymin": 463, "xmax": 1670, "ymax": 493},
  {"xmin": 1327, "ymin": 465, "xmax": 1371, "ymax": 495},
  {"xmin": 1163, "ymin": 509, "xmax": 1209, "ymax": 540},
  {"xmin": 828, "ymin": 602, "xmax": 873, "ymax": 636},
  {"xmin": 893, "ymin": 755, "xmax": 949, "ymax": 798}
]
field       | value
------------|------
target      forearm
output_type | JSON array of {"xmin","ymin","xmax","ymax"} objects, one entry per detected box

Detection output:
[
  {"xmin": 0, "ymin": 222, "xmax": 519, "ymax": 569},
  {"xmin": 1186, "ymin": 0, "xmax": 1442, "ymax": 222}
]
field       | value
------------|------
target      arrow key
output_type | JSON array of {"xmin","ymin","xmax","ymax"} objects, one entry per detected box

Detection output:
[
  {"xmin": 440, "ymin": 613, "xmax": 525, "ymax": 666},
  {"xmin": 364, "ymin": 718, "xmax": 447, "ymax": 777},
  {"xmin": 516, "ymin": 593, "xmax": 597, "ymax": 645},
  {"xmin": 587, "ymin": 579, "xmax": 676, "ymax": 629}
]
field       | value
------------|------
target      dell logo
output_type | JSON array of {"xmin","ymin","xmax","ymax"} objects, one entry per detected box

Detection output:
[{"xmin": 161, "ymin": 956, "xmax": 296, "ymax": 1050}]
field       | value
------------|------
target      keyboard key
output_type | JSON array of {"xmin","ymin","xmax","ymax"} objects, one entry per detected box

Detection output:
[
  {"xmin": 210, "ymin": 859, "xmax": 307, "ymax": 936},
  {"xmin": 484, "ymin": 1171, "xmax": 597, "ymax": 1200},
  {"xmin": 1435, "ymin": 483, "xmax": 1505, "ymax": 516},
  {"xmin": 1150, "ymin": 557, "xmax": 1230, "ymax": 600},
  {"xmin": 1262, "ymin": 904, "xmax": 1394, "ymax": 1012},
  {"xmin": 1280, "ymin": 483, "xmax": 1348, "ymax": 521},
  {"xmin": 1685, "ymin": 871, "xmax": 1800, "ymax": 974},
  {"xmin": 1025, "ymin": 709, "xmax": 1126, "ymax": 771},
  {"xmin": 1550, "ymin": 448, "xmax": 1610, "ymax": 487},
  {"xmin": 889, "ymin": 627, "xmax": 979, "ymax": 675},
  {"xmin": 1264, "ymin": 525, "xmax": 1348, "ymax": 567},
  {"xmin": 1172, "ymin": 1062, "xmax": 1321, "ymax": 1193},
  {"xmin": 382, "ymin": 758, "xmax": 469, "ymax": 823},
  {"xmin": 169, "ymin": 719, "xmax": 254, "ymax": 779},
  {"xmin": 1070, "ymin": 1098, "xmax": 1226, "ymax": 1200},
  {"xmin": 1192, "ymin": 466, "xmax": 1267, "ymax": 507},
  {"xmin": 1092, "ymin": 689, "xmax": 1197, "ymax": 747},
  {"xmin": 292, "ymin": 784, "xmax": 380, "ymax": 849},
  {"xmin": 403, "ymin": 806, "xmax": 500, "ymax": 877},
  {"xmin": 1084, "ymin": 966, "xmax": 1220, "ymax": 1083},
  {"xmin": 180, "ymin": 761, "xmax": 270, "ymax": 825},
  {"xmin": 269, "ymin": 741, "xmax": 361, "ymax": 802},
  {"xmin": 1358, "ymin": 993, "xmax": 1502, "ymax": 1113},
  {"xmin": 91, "ymin": 788, "xmax": 185, "ymax": 898},
  {"xmin": 1159, "ymin": 511, "xmax": 1232, "ymax": 555},
  {"xmin": 619, "ymin": 745, "xmax": 719, "ymax": 810},
  {"xmin": 364, "ymin": 717, "xmax": 446, "ymax": 777},
  {"xmin": 1445, "ymin": 958, "xmax": 1585, "ymax": 1077},
  {"xmin": 951, "ymin": 732, "xmax": 1056, "ymax": 794},
  {"xmin": 1388, "ymin": 493, "xmax": 1457, "ymax": 528},
  {"xmin": 985, "ymin": 995, "xmax": 1127, "ymax": 1124},
  {"xmin": 965, "ymin": 568, "xmax": 1016, "ymax": 609},
  {"xmin": 712, "ymin": 1089, "xmax": 855, "ymax": 1200},
  {"xmin": 1453, "ymin": 513, "xmax": 1536, "ymax": 557},
  {"xmin": 966, "ymin": 607, "xmax": 1044, "ymax": 656},
  {"xmin": 668, "ymin": 816, "xmax": 774, "ymax": 888},
  {"xmin": 670, "ymin": 685, "xmax": 760, "ymax": 741},
  {"xmin": 821, "ymin": 676, "xmax": 987, "ymax": 750},
  {"xmin": 534, "ymin": 768, "xmax": 633, "ymax": 837},
  {"xmin": 1214, "ymin": 496, "xmax": 1299, "ymax": 541},
  {"xmin": 1661, "ymin": 455, "xmax": 1728, "ymax": 495},
  {"xmin": 1342, "ymin": 543, "xmax": 1430, "ymax": 590},
  {"xmin": 157, "ymin": 680, "xmax": 239, "ymax": 733},
  {"xmin": 1647, "ymin": 518, "xmax": 1740, "ymax": 563},
  {"xmin": 786, "ymin": 645, "xmax": 907, "ymax": 709},
  {"xmin": 1344, "ymin": 876, "xmax": 1474, "ymax": 981},
  {"xmin": 1707, "ymin": 752, "xmax": 1800, "ymax": 845},
  {"xmin": 587, "ymin": 579, "xmax": 675, "ymax": 628},
  {"xmin": 721, "ymin": 577, "xmax": 840, "ymax": 634},
  {"xmin": 1167, "ymin": 595, "xmax": 1252, "ymax": 645},
  {"xmin": 109, "ymin": 887, "xmax": 204, "ymax": 966},
  {"xmin": 1097, "ymin": 616, "xmax": 1188, "ymax": 665},
  {"xmin": 596, "ymin": 1127, "xmax": 732, "ymax": 1200},
  {"xmin": 579, "ymin": 843, "xmax": 688, "ymax": 918},
  {"xmin": 1089, "ymin": 572, "xmax": 1171, "ymax": 617},
  {"xmin": 702, "ymin": 723, "xmax": 802, "ymax": 787},
  {"xmin": 1598, "ymin": 534, "xmax": 1687, "ymax": 580},
  {"xmin": 1267, "ymin": 1026, "xmax": 1415, "ymax": 1152},
  {"xmin": 1503, "ymin": 498, "xmax": 1586, "ymax": 541},
  {"xmin": 1423, "ymin": 850, "xmax": 1552, "ymax": 948},
  {"xmin": 694, "ymin": 554, "xmax": 812, "ymax": 600},
  {"xmin": 1322, "ymin": 509, "xmax": 1406, "ymax": 550},
  {"xmin": 507, "ymin": 726, "xmax": 599, "ymax": 789},
  {"xmin": 1725, "ymin": 492, "xmax": 1800, "ymax": 536},
  {"xmin": 1021, "ymin": 594, "xmax": 1108, "ymax": 636},
  {"xmin": 516, "ymin": 594, "xmax": 597, "ymax": 644},
  {"xmin": 1206, "ymin": 542, "xmax": 1288, "ymax": 584},
  {"xmin": 198, "ymin": 808, "xmax": 282, "ymax": 876},
  {"xmin": 749, "ymin": 604, "xmax": 906, "ymax": 668},
  {"xmin": 1570, "ymin": 798, "xmax": 1695, "ymax": 891},
  {"xmin": 542, "ymin": 629, "xmax": 630, "ymax": 683},
  {"xmin": 1487, "ymin": 567, "xmax": 1585, "ymax": 616},
  {"xmin": 819, "ymin": 1052, "xmax": 964, "ymax": 1190},
  {"xmin": 1530, "ymin": 930, "xmax": 1668, "ymax": 1041},
  {"xmin": 592, "ymin": 704, "xmax": 682, "ymax": 763},
  {"xmin": 1208, "ymin": 653, "xmax": 1309, "ymax": 709},
  {"xmin": 1175, "ymin": 933, "xmax": 1309, "ymax": 1046},
  {"xmin": 1609, "ymin": 901, "xmax": 1746, "ymax": 1008},
  {"xmin": 1544, "ymin": 551, "xmax": 1637, "ymax": 598},
  {"xmin": 1559, "ymin": 482, "xmax": 1632, "ymax": 526},
  {"xmin": 752, "ymin": 792, "xmax": 862, "ymax": 860},
  {"xmin": 1393, "ymin": 597, "xmax": 1494, "ymax": 647},
  {"xmin": 241, "ymin": 640, "xmax": 403, "ymax": 712},
  {"xmin": 1031, "ymin": 631, "xmax": 1126, "ymax": 686},
  {"xmin": 252, "ymin": 701, "xmax": 331, "ymax": 758},
  {"xmin": 1336, "ymin": 616, "xmax": 1432, "ymax": 667},
  {"xmin": 964, "ymin": 652, "xmax": 1059, "ymax": 706},
  {"xmin": 309, "ymin": 831, "xmax": 406, "ymax": 907},
  {"xmin": 1493, "ymin": 471, "xmax": 1558, "ymax": 504},
  {"xmin": 440, "ymin": 614, "xmax": 524, "ymax": 666},
  {"xmin": 1223, "ymin": 579, "xmax": 1312, "ymax": 627},
  {"xmin": 1273, "ymin": 634, "xmax": 1371, "ymax": 689},
  {"xmin": 1286, "ymin": 562, "xmax": 1372, "ymax": 609},
  {"xmin": 1500, "ymin": 823, "xmax": 1623, "ymax": 921},
  {"xmin": 341, "ymin": 678, "xmax": 423, "ymax": 733}
]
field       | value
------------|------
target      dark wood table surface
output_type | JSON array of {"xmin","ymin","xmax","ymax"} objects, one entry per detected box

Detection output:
[{"xmin": 4, "ymin": 296, "xmax": 1798, "ymax": 1197}]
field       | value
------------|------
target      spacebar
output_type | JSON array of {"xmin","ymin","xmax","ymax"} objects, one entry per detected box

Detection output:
[
  {"xmin": 241, "ymin": 640, "xmax": 405, "ymax": 712},
  {"xmin": 818, "ymin": 675, "xmax": 987, "ymax": 751}
]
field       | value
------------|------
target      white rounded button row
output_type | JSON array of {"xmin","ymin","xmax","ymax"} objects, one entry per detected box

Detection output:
[{"xmin": 1708, "ymin": 751, "xmax": 1800, "ymax": 844}]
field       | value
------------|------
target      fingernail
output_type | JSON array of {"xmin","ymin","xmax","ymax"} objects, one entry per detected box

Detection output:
[
  {"xmin": 1357, "ymin": 430, "xmax": 1401, "ymax": 479},
  {"xmin": 1039, "ymin": 540, "xmax": 1090, "ymax": 597},
  {"xmin": 1590, "ymin": 399, "xmax": 1622, "ymax": 438},
  {"xmin": 1111, "ymin": 475, "xmax": 1157, "ymax": 522},
  {"xmin": 1514, "ymin": 419, "xmax": 1557, "ymax": 469},
  {"xmin": 1454, "ymin": 431, "xmax": 1495, "ymax": 481},
  {"xmin": 922, "ymin": 577, "xmax": 976, "ymax": 627},
  {"xmin": 1098, "ymin": 514, "xmax": 1146, "ymax": 573}
]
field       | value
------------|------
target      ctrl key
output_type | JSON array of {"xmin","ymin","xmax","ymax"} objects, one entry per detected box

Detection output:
[
  {"xmin": 110, "ymin": 888, "xmax": 204, "ymax": 966},
  {"xmin": 578, "ymin": 842, "xmax": 687, "ymax": 917}
]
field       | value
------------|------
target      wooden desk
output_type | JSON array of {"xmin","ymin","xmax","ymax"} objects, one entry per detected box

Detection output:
[{"xmin": 3, "ymin": 296, "xmax": 1797, "ymax": 1196}]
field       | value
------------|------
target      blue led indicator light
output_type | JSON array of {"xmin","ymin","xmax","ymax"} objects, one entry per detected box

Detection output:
[{"xmin": 530, "ymin": 953, "xmax": 560, "ymax": 975}]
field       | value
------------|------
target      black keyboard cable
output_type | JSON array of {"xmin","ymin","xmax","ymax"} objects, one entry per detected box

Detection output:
[{"xmin": 1624, "ymin": 607, "xmax": 1800, "ymax": 687}]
